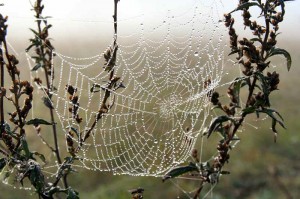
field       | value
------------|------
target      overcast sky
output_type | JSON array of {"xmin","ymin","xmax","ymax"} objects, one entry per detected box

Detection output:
[{"xmin": 0, "ymin": 0, "xmax": 299, "ymax": 54}]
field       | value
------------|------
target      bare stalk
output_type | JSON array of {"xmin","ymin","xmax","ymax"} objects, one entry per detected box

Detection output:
[
  {"xmin": 30, "ymin": 0, "xmax": 68, "ymax": 188},
  {"xmin": 79, "ymin": 0, "xmax": 119, "ymax": 145},
  {"xmin": 0, "ymin": 46, "xmax": 4, "ymax": 127}
]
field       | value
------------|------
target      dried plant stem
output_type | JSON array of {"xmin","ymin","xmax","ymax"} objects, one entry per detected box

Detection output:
[
  {"xmin": 111, "ymin": 0, "xmax": 118, "ymax": 78},
  {"xmin": 2, "ymin": 40, "xmax": 24, "ymax": 142},
  {"xmin": 37, "ymin": 20, "xmax": 61, "ymax": 163},
  {"xmin": 227, "ymin": 6, "xmax": 271, "ymax": 150},
  {"xmin": 0, "ymin": 147, "xmax": 9, "ymax": 157},
  {"xmin": 80, "ymin": 0, "xmax": 119, "ymax": 145},
  {"xmin": 164, "ymin": 2, "xmax": 292, "ymax": 197},
  {"xmin": 2, "ymin": 42, "xmax": 19, "ymax": 152},
  {"xmin": 0, "ymin": 48, "xmax": 4, "ymax": 127},
  {"xmin": 33, "ymin": 0, "xmax": 67, "ymax": 188}
]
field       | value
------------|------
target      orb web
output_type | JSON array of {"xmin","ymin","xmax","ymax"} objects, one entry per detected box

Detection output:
[{"xmin": 25, "ymin": 0, "xmax": 226, "ymax": 177}]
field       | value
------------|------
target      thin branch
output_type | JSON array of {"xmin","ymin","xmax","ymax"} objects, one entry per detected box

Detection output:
[
  {"xmin": 0, "ymin": 49, "xmax": 4, "ymax": 131},
  {"xmin": 78, "ymin": 0, "xmax": 119, "ymax": 147},
  {"xmin": 32, "ymin": 0, "xmax": 67, "ymax": 188}
]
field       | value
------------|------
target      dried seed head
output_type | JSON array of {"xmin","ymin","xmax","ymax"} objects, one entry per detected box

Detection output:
[
  {"xmin": 20, "ymin": 80, "xmax": 29, "ymax": 87},
  {"xmin": 34, "ymin": 77, "xmax": 42, "ymax": 85},
  {"xmin": 192, "ymin": 149, "xmax": 198, "ymax": 159},
  {"xmin": 66, "ymin": 85, "xmax": 77, "ymax": 95},
  {"xmin": 0, "ymin": 87, "xmax": 6, "ymax": 97}
]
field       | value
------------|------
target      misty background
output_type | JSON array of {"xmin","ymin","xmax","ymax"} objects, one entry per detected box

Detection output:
[{"xmin": 0, "ymin": 0, "xmax": 300, "ymax": 198}]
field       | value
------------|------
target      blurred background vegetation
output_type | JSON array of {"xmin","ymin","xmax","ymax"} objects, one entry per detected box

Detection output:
[{"xmin": 1, "ymin": 1, "xmax": 300, "ymax": 198}]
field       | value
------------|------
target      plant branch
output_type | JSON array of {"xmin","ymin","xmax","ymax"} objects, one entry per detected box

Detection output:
[
  {"xmin": 31, "ymin": 0, "xmax": 68, "ymax": 188},
  {"xmin": 0, "ymin": 46, "xmax": 4, "ymax": 128},
  {"xmin": 78, "ymin": 0, "xmax": 119, "ymax": 146}
]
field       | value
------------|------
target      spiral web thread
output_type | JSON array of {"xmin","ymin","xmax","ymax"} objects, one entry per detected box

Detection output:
[{"xmin": 24, "ymin": 0, "xmax": 227, "ymax": 178}]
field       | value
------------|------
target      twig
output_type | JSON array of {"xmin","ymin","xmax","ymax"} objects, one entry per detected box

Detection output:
[
  {"xmin": 0, "ymin": 47, "xmax": 4, "ymax": 127},
  {"xmin": 79, "ymin": 0, "xmax": 119, "ymax": 147}
]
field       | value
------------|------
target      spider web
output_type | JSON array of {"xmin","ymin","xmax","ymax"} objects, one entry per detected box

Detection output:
[{"xmin": 25, "ymin": 0, "xmax": 226, "ymax": 177}]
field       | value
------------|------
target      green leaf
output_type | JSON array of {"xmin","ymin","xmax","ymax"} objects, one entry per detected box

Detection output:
[
  {"xmin": 250, "ymin": 38, "xmax": 263, "ymax": 44},
  {"xmin": 26, "ymin": 44, "xmax": 36, "ymax": 52},
  {"xmin": 259, "ymin": 108, "xmax": 285, "ymax": 129},
  {"xmin": 90, "ymin": 84, "xmax": 102, "ymax": 93},
  {"xmin": 66, "ymin": 126, "xmax": 80, "ymax": 138},
  {"xmin": 230, "ymin": 2, "xmax": 260, "ymax": 13},
  {"xmin": 0, "ymin": 158, "xmax": 6, "ymax": 172},
  {"xmin": 257, "ymin": 108, "xmax": 285, "ymax": 141},
  {"xmin": 220, "ymin": 171, "xmax": 230, "ymax": 175},
  {"xmin": 28, "ymin": 162, "xmax": 45, "ymax": 192},
  {"xmin": 228, "ymin": 49, "xmax": 240, "ymax": 56},
  {"xmin": 32, "ymin": 152, "xmax": 47, "ymax": 163},
  {"xmin": 43, "ymin": 24, "xmax": 52, "ymax": 32},
  {"xmin": 29, "ymin": 38, "xmax": 40, "ymax": 46},
  {"xmin": 29, "ymin": 28, "xmax": 39, "ymax": 36},
  {"xmin": 255, "ymin": 72, "xmax": 270, "ymax": 106},
  {"xmin": 162, "ymin": 162, "xmax": 199, "ymax": 182},
  {"xmin": 267, "ymin": 47, "xmax": 292, "ymax": 71},
  {"xmin": 26, "ymin": 118, "xmax": 52, "ymax": 126},
  {"xmin": 21, "ymin": 137, "xmax": 31, "ymax": 158},
  {"xmin": 3, "ymin": 123, "xmax": 18, "ymax": 139},
  {"xmin": 46, "ymin": 186, "xmax": 60, "ymax": 196},
  {"xmin": 207, "ymin": 115, "xmax": 232, "ymax": 138},
  {"xmin": 242, "ymin": 107, "xmax": 256, "ymax": 115},
  {"xmin": 42, "ymin": 96, "xmax": 54, "ymax": 109},
  {"xmin": 67, "ymin": 187, "xmax": 79, "ymax": 199},
  {"xmin": 31, "ymin": 63, "xmax": 43, "ymax": 71},
  {"xmin": 230, "ymin": 77, "xmax": 247, "ymax": 107}
]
